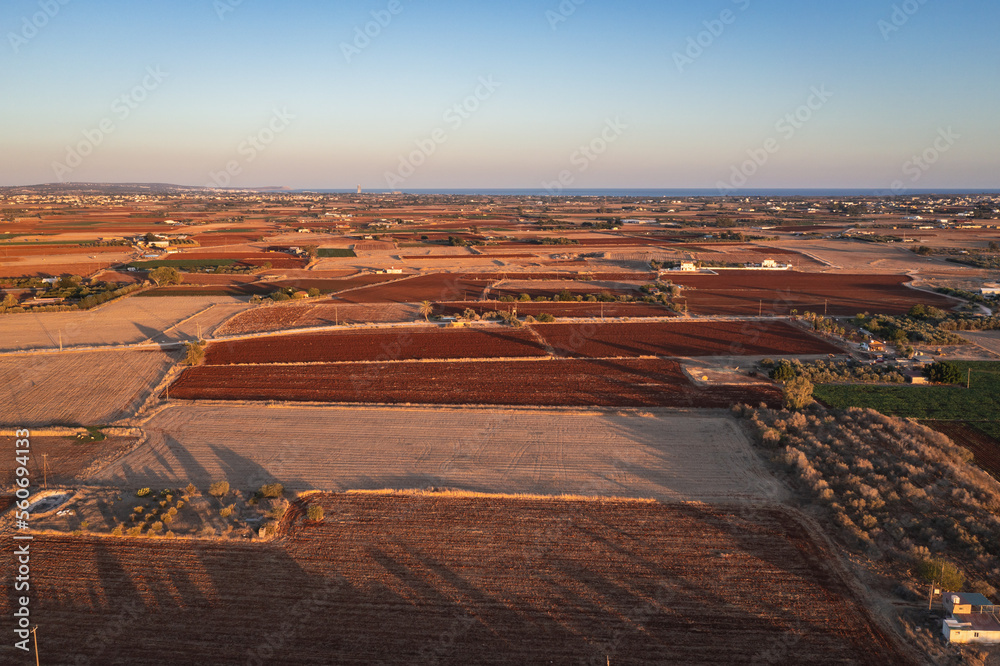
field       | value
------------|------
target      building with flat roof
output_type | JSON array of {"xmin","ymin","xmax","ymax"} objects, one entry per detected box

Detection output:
[{"xmin": 942, "ymin": 593, "xmax": 1000, "ymax": 644}]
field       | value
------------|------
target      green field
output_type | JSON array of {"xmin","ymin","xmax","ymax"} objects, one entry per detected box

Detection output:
[
  {"xmin": 129, "ymin": 258, "xmax": 237, "ymax": 269},
  {"xmin": 815, "ymin": 361, "xmax": 1000, "ymax": 439},
  {"xmin": 317, "ymin": 248, "xmax": 357, "ymax": 258}
]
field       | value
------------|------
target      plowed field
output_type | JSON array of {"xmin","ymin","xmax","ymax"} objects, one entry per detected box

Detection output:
[
  {"xmin": 0, "ymin": 497, "xmax": 912, "ymax": 664},
  {"xmin": 335, "ymin": 274, "xmax": 491, "ymax": 303},
  {"xmin": 205, "ymin": 327, "xmax": 548, "ymax": 364},
  {"xmin": 533, "ymin": 320, "xmax": 840, "ymax": 358},
  {"xmin": 670, "ymin": 271, "xmax": 958, "ymax": 316},
  {"xmin": 169, "ymin": 358, "xmax": 782, "ymax": 407}
]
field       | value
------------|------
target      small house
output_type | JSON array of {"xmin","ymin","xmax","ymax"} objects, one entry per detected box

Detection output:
[
  {"xmin": 942, "ymin": 593, "xmax": 1000, "ymax": 644},
  {"xmin": 862, "ymin": 340, "xmax": 886, "ymax": 353}
]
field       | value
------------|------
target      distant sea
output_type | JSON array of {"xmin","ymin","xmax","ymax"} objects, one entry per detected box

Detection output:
[{"xmin": 294, "ymin": 188, "xmax": 1000, "ymax": 198}]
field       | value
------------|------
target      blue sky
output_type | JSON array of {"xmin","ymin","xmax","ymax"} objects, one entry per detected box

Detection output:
[{"xmin": 1, "ymin": 0, "xmax": 997, "ymax": 189}]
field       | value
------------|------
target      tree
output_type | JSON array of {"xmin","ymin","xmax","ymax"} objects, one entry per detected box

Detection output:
[
  {"xmin": 184, "ymin": 341, "xmax": 205, "ymax": 366},
  {"xmin": 925, "ymin": 361, "xmax": 964, "ymax": 385},
  {"xmin": 419, "ymin": 300, "xmax": 433, "ymax": 322},
  {"xmin": 306, "ymin": 505, "xmax": 324, "ymax": 522},
  {"xmin": 989, "ymin": 241, "xmax": 999, "ymax": 252},
  {"xmin": 303, "ymin": 245, "xmax": 319, "ymax": 260},
  {"xmin": 771, "ymin": 361, "xmax": 796, "ymax": 382},
  {"xmin": 914, "ymin": 246, "xmax": 933, "ymax": 256},
  {"xmin": 918, "ymin": 558, "xmax": 965, "ymax": 592},
  {"xmin": 783, "ymin": 377, "xmax": 815, "ymax": 410},
  {"xmin": 148, "ymin": 266, "xmax": 181, "ymax": 286},
  {"xmin": 1, "ymin": 293, "xmax": 17, "ymax": 309}
]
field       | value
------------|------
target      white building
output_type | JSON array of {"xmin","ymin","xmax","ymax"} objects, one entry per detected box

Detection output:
[{"xmin": 942, "ymin": 593, "xmax": 1000, "ymax": 644}]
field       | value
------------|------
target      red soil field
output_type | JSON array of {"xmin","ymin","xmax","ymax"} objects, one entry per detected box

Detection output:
[
  {"xmin": 922, "ymin": 421, "xmax": 1000, "ymax": 478},
  {"xmin": 0, "ymin": 244, "xmax": 124, "ymax": 256},
  {"xmin": 169, "ymin": 357, "xmax": 782, "ymax": 407},
  {"xmin": 479, "ymin": 272, "xmax": 656, "ymax": 281},
  {"xmin": 205, "ymin": 327, "xmax": 549, "ymax": 364},
  {"xmin": 0, "ymin": 497, "xmax": 914, "ymax": 664},
  {"xmin": 670, "ymin": 271, "xmax": 958, "ymax": 316},
  {"xmin": 335, "ymin": 274, "xmax": 492, "ymax": 303},
  {"xmin": 189, "ymin": 233, "xmax": 264, "ymax": 246},
  {"xmin": 534, "ymin": 320, "xmax": 840, "ymax": 358},
  {"xmin": 0, "ymin": 262, "xmax": 112, "ymax": 278},
  {"xmin": 492, "ymin": 285, "xmax": 638, "ymax": 299},
  {"xmin": 263, "ymin": 275, "xmax": 402, "ymax": 292},
  {"xmin": 437, "ymin": 301, "xmax": 675, "ymax": 318}
]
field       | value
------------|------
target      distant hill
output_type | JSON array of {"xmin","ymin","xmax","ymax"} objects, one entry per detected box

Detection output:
[{"xmin": 0, "ymin": 183, "xmax": 291, "ymax": 195}]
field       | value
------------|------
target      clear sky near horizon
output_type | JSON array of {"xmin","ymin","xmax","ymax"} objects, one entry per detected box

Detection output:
[{"xmin": 1, "ymin": 0, "xmax": 997, "ymax": 190}]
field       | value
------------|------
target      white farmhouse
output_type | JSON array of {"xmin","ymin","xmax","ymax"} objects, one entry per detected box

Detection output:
[{"xmin": 942, "ymin": 593, "xmax": 1000, "ymax": 644}]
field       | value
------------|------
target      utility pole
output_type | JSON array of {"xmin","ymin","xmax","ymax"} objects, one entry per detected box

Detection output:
[
  {"xmin": 31, "ymin": 626, "xmax": 39, "ymax": 666},
  {"xmin": 968, "ymin": 368, "xmax": 972, "ymax": 389},
  {"xmin": 335, "ymin": 305, "xmax": 339, "ymax": 326},
  {"xmin": 41, "ymin": 454, "xmax": 48, "ymax": 489},
  {"xmin": 59, "ymin": 330, "xmax": 62, "ymax": 352},
  {"xmin": 759, "ymin": 300, "xmax": 763, "ymax": 317},
  {"xmin": 824, "ymin": 299, "xmax": 828, "ymax": 317}
]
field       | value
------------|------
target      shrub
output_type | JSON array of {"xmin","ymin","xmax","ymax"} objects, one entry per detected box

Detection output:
[
  {"xmin": 161, "ymin": 513, "xmax": 174, "ymax": 525},
  {"xmin": 783, "ymin": 377, "xmax": 815, "ymax": 410},
  {"xmin": 306, "ymin": 505, "xmax": 325, "ymax": 522},
  {"xmin": 111, "ymin": 524, "xmax": 124, "ymax": 537},
  {"xmin": 536, "ymin": 313, "xmax": 556, "ymax": 323},
  {"xmin": 259, "ymin": 483, "xmax": 284, "ymax": 498},
  {"xmin": 220, "ymin": 504, "xmax": 235, "ymax": 518},
  {"xmin": 185, "ymin": 483, "xmax": 197, "ymax": 495},
  {"xmin": 208, "ymin": 481, "xmax": 230, "ymax": 497},
  {"xmin": 136, "ymin": 488, "xmax": 151, "ymax": 497},
  {"xmin": 150, "ymin": 521, "xmax": 164, "ymax": 533},
  {"xmin": 925, "ymin": 361, "xmax": 964, "ymax": 385}
]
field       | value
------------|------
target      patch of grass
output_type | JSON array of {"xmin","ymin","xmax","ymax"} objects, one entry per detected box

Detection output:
[
  {"xmin": 317, "ymin": 248, "xmax": 357, "ymax": 258},
  {"xmin": 76, "ymin": 426, "xmax": 106, "ymax": 443}
]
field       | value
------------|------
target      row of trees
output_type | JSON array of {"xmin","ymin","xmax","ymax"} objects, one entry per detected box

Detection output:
[{"xmin": 738, "ymin": 403, "xmax": 1000, "ymax": 597}]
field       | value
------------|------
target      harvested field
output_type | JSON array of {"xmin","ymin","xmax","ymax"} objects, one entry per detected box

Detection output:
[
  {"xmin": 1, "ymin": 497, "xmax": 912, "ymax": 664},
  {"xmin": 922, "ymin": 420, "xmax": 1000, "ymax": 479},
  {"xmin": 533, "ymin": 321, "xmax": 841, "ymax": 358},
  {"xmin": 0, "ymin": 435, "xmax": 137, "ymax": 485},
  {"xmin": 215, "ymin": 302, "xmax": 420, "ymax": 335},
  {"xmin": 92, "ymin": 404, "xmax": 781, "ymax": 501},
  {"xmin": 335, "ymin": 274, "xmax": 491, "ymax": 303},
  {"xmin": 437, "ymin": 301, "xmax": 675, "ymax": 318},
  {"xmin": 670, "ymin": 271, "xmax": 959, "ymax": 315},
  {"xmin": 0, "ymin": 349, "xmax": 178, "ymax": 426},
  {"xmin": 0, "ymin": 295, "xmax": 252, "ymax": 351},
  {"xmin": 206, "ymin": 327, "xmax": 548, "ymax": 364},
  {"xmin": 168, "ymin": 358, "xmax": 782, "ymax": 407},
  {"xmin": 475, "ymin": 271, "xmax": 657, "ymax": 281},
  {"xmin": 961, "ymin": 330, "xmax": 1000, "ymax": 357}
]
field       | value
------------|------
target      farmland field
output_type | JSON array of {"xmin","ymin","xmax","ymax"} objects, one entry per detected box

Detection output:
[
  {"xmin": 0, "ymin": 295, "xmax": 251, "ymax": 351},
  {"xmin": 334, "ymin": 273, "xmax": 493, "ymax": 303},
  {"xmin": 0, "ymin": 435, "xmax": 137, "ymax": 485},
  {"xmin": 437, "ymin": 301, "xmax": 675, "ymax": 318},
  {"xmin": 168, "ymin": 357, "xmax": 783, "ymax": 407},
  {"xmin": 532, "ymin": 320, "xmax": 840, "ymax": 358},
  {"xmin": 215, "ymin": 302, "xmax": 421, "ymax": 335},
  {"xmin": 0, "ymin": 497, "xmax": 912, "ymax": 664},
  {"xmin": 669, "ymin": 271, "xmax": 959, "ymax": 315},
  {"xmin": 205, "ymin": 327, "xmax": 548, "ymax": 364},
  {"xmin": 90, "ymin": 404, "xmax": 781, "ymax": 501},
  {"xmin": 204, "ymin": 320, "xmax": 838, "ymax": 365},
  {"xmin": 0, "ymin": 349, "xmax": 178, "ymax": 426}
]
